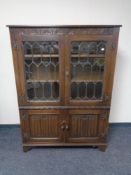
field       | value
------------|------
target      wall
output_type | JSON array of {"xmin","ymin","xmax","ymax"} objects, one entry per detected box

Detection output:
[{"xmin": 0, "ymin": 0, "xmax": 131, "ymax": 124}]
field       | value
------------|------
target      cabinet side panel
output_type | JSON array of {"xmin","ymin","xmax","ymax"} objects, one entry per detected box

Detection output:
[
  {"xmin": 98, "ymin": 110, "xmax": 109, "ymax": 142},
  {"xmin": 19, "ymin": 110, "xmax": 30, "ymax": 143},
  {"xmin": 9, "ymin": 29, "xmax": 22, "ymax": 105},
  {"xmin": 107, "ymin": 27, "xmax": 120, "ymax": 96}
]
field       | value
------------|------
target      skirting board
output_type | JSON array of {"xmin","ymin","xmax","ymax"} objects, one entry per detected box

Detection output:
[{"xmin": 0, "ymin": 123, "xmax": 131, "ymax": 128}]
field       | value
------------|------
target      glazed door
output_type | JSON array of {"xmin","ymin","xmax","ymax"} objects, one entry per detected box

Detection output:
[
  {"xmin": 65, "ymin": 35, "xmax": 112, "ymax": 106},
  {"xmin": 17, "ymin": 34, "xmax": 65, "ymax": 106}
]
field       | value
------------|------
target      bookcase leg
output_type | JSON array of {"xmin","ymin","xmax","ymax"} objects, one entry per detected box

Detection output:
[
  {"xmin": 23, "ymin": 146, "xmax": 32, "ymax": 152},
  {"xmin": 98, "ymin": 145, "xmax": 107, "ymax": 152}
]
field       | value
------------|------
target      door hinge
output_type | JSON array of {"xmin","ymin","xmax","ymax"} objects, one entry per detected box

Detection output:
[
  {"xmin": 21, "ymin": 114, "xmax": 28, "ymax": 120},
  {"xmin": 18, "ymin": 95, "xmax": 26, "ymax": 100},
  {"xmin": 103, "ymin": 95, "xmax": 110, "ymax": 101},
  {"xmin": 111, "ymin": 43, "xmax": 116, "ymax": 50},
  {"xmin": 13, "ymin": 42, "xmax": 20, "ymax": 49}
]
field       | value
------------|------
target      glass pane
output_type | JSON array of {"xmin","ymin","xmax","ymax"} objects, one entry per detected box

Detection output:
[
  {"xmin": 87, "ymin": 82, "xmax": 94, "ymax": 99},
  {"xmin": 44, "ymin": 82, "xmax": 51, "ymax": 98},
  {"xmin": 23, "ymin": 41, "xmax": 59, "ymax": 101},
  {"xmin": 70, "ymin": 41, "xmax": 106, "ymax": 100},
  {"xmin": 27, "ymin": 83, "xmax": 35, "ymax": 100},
  {"xmin": 71, "ymin": 82, "xmax": 77, "ymax": 99},
  {"xmin": 35, "ymin": 82, "xmax": 43, "ymax": 99},
  {"xmin": 71, "ymin": 41, "xmax": 106, "ymax": 54},
  {"xmin": 52, "ymin": 82, "xmax": 59, "ymax": 98},
  {"xmin": 79, "ymin": 82, "xmax": 86, "ymax": 99},
  {"xmin": 95, "ymin": 82, "xmax": 103, "ymax": 99}
]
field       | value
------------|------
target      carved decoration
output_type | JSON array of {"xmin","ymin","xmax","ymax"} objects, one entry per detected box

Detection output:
[
  {"xmin": 14, "ymin": 27, "xmax": 114, "ymax": 37},
  {"xmin": 99, "ymin": 113, "xmax": 108, "ymax": 140},
  {"xmin": 21, "ymin": 114, "xmax": 28, "ymax": 120},
  {"xmin": 31, "ymin": 114, "xmax": 49, "ymax": 120}
]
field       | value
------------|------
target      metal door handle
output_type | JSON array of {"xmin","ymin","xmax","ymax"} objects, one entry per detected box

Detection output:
[
  {"xmin": 60, "ymin": 124, "xmax": 65, "ymax": 130},
  {"xmin": 65, "ymin": 124, "xmax": 69, "ymax": 130}
]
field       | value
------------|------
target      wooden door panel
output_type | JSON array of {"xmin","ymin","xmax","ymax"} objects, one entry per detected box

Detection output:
[
  {"xmin": 29, "ymin": 114, "xmax": 59, "ymax": 138},
  {"xmin": 20, "ymin": 110, "xmax": 66, "ymax": 143},
  {"xmin": 67, "ymin": 110, "xmax": 109, "ymax": 143},
  {"xmin": 70, "ymin": 114, "xmax": 99, "ymax": 138}
]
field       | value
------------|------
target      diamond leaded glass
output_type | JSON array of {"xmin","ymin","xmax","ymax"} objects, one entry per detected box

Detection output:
[
  {"xmin": 70, "ymin": 41, "xmax": 106, "ymax": 100},
  {"xmin": 23, "ymin": 41, "xmax": 59, "ymax": 101}
]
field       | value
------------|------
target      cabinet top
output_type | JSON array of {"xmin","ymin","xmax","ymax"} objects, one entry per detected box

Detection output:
[{"xmin": 7, "ymin": 25, "xmax": 122, "ymax": 28}]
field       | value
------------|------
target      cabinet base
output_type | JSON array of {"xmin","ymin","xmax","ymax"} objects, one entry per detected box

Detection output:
[{"xmin": 23, "ymin": 143, "xmax": 107, "ymax": 152}]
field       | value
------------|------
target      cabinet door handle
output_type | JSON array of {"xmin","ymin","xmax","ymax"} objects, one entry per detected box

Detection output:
[
  {"xmin": 65, "ymin": 124, "xmax": 69, "ymax": 130},
  {"xmin": 60, "ymin": 124, "xmax": 65, "ymax": 130}
]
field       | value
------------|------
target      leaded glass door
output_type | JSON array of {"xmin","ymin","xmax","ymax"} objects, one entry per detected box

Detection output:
[
  {"xmin": 65, "ymin": 35, "xmax": 112, "ymax": 105},
  {"xmin": 18, "ymin": 35, "xmax": 64, "ymax": 105}
]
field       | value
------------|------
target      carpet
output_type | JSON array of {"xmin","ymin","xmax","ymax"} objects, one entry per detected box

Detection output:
[{"xmin": 0, "ymin": 125, "xmax": 131, "ymax": 175}]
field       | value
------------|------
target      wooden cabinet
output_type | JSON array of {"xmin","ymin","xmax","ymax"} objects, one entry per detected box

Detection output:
[{"xmin": 8, "ymin": 25, "xmax": 121, "ymax": 151}]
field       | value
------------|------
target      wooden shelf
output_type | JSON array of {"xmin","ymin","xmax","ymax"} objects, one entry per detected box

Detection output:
[
  {"xmin": 71, "ymin": 72, "xmax": 103, "ymax": 82},
  {"xmin": 24, "ymin": 54, "xmax": 59, "ymax": 58},
  {"xmin": 24, "ymin": 54, "xmax": 104, "ymax": 58},
  {"xmin": 71, "ymin": 54, "xmax": 105, "ymax": 58},
  {"xmin": 27, "ymin": 79, "xmax": 59, "ymax": 83}
]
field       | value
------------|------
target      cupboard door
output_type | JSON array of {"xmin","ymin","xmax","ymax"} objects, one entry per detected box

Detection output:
[
  {"xmin": 20, "ymin": 110, "xmax": 66, "ymax": 144},
  {"xmin": 13, "ymin": 31, "xmax": 65, "ymax": 106},
  {"xmin": 67, "ymin": 110, "xmax": 108, "ymax": 143},
  {"xmin": 65, "ymin": 35, "xmax": 113, "ymax": 106}
]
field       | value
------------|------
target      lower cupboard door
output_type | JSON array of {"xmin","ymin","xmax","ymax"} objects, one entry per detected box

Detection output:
[
  {"xmin": 67, "ymin": 111, "xmax": 108, "ymax": 143},
  {"xmin": 20, "ymin": 110, "xmax": 65, "ymax": 144}
]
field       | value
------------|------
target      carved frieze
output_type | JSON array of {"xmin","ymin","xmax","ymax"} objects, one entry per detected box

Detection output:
[{"xmin": 13, "ymin": 27, "xmax": 114, "ymax": 37}]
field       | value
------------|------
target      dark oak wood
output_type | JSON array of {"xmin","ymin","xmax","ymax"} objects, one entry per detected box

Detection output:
[
  {"xmin": 8, "ymin": 25, "xmax": 121, "ymax": 152},
  {"xmin": 7, "ymin": 25, "xmax": 122, "ymax": 28},
  {"xmin": 19, "ymin": 106, "xmax": 110, "ymax": 110}
]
